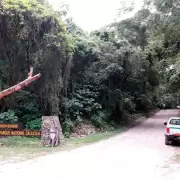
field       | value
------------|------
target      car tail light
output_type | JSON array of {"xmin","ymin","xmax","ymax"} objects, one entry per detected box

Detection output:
[{"xmin": 166, "ymin": 127, "xmax": 170, "ymax": 134}]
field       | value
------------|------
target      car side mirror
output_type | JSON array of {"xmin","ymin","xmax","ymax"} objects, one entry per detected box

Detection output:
[{"xmin": 164, "ymin": 122, "xmax": 167, "ymax": 125}]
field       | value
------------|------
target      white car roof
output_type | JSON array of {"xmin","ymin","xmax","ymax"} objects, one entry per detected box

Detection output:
[
  {"xmin": 169, "ymin": 117, "xmax": 180, "ymax": 119},
  {"xmin": 168, "ymin": 117, "xmax": 180, "ymax": 121}
]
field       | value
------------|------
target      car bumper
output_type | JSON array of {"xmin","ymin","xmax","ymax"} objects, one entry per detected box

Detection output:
[{"xmin": 165, "ymin": 134, "xmax": 180, "ymax": 142}]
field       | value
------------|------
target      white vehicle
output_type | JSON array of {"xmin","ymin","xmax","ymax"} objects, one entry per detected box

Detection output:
[{"xmin": 164, "ymin": 117, "xmax": 180, "ymax": 145}]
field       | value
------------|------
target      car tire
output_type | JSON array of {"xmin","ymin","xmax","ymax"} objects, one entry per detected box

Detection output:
[
  {"xmin": 165, "ymin": 137, "xmax": 169, "ymax": 145},
  {"xmin": 171, "ymin": 140, "xmax": 175, "ymax": 146}
]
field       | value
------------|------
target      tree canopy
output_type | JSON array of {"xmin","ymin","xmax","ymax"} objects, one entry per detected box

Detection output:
[{"xmin": 0, "ymin": 0, "xmax": 179, "ymax": 136}]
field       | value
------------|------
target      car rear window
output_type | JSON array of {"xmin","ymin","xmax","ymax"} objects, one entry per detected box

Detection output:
[{"xmin": 169, "ymin": 119, "xmax": 180, "ymax": 125}]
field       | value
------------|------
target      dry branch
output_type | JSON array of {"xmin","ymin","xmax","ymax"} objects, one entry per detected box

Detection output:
[{"xmin": 0, "ymin": 67, "xmax": 41, "ymax": 99}]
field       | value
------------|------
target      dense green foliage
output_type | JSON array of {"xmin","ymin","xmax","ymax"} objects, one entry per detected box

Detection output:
[{"xmin": 0, "ymin": 0, "xmax": 179, "ymax": 136}]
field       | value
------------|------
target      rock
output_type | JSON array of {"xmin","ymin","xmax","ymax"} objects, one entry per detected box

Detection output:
[{"xmin": 41, "ymin": 116, "xmax": 64, "ymax": 147}]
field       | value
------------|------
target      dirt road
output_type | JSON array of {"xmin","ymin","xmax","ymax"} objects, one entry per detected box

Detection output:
[{"xmin": 0, "ymin": 110, "xmax": 180, "ymax": 180}]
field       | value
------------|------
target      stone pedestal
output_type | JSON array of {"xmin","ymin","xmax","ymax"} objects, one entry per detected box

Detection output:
[{"xmin": 41, "ymin": 116, "xmax": 64, "ymax": 147}]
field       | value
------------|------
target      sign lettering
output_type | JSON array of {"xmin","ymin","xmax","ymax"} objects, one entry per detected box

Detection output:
[
  {"xmin": 0, "ymin": 123, "xmax": 41, "ymax": 137},
  {"xmin": 25, "ymin": 131, "xmax": 41, "ymax": 136},
  {"xmin": 0, "ymin": 130, "xmax": 41, "ymax": 136},
  {"xmin": 0, "ymin": 123, "xmax": 22, "ymax": 129},
  {"xmin": 0, "ymin": 130, "xmax": 11, "ymax": 136},
  {"xmin": 11, "ymin": 131, "xmax": 25, "ymax": 136}
]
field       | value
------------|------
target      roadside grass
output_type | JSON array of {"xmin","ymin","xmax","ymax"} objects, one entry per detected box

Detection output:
[
  {"xmin": 0, "ymin": 128, "xmax": 126, "ymax": 163},
  {"xmin": 174, "ymin": 153, "xmax": 180, "ymax": 163},
  {"xmin": 175, "ymin": 154, "xmax": 180, "ymax": 162},
  {"xmin": 67, "ymin": 128, "xmax": 126, "ymax": 145}
]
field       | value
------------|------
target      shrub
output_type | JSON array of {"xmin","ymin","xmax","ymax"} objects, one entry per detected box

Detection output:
[
  {"xmin": 0, "ymin": 110, "xmax": 18, "ymax": 123},
  {"xmin": 91, "ymin": 111, "xmax": 110, "ymax": 129},
  {"xmin": 25, "ymin": 118, "xmax": 41, "ymax": 130}
]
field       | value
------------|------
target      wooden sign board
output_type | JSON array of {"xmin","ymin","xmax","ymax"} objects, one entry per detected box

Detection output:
[
  {"xmin": 0, "ymin": 130, "xmax": 41, "ymax": 136},
  {"xmin": 0, "ymin": 123, "xmax": 40, "ymax": 137},
  {"xmin": 0, "ymin": 123, "xmax": 23, "ymax": 129}
]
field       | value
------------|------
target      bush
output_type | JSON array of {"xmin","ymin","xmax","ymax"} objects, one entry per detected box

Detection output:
[
  {"xmin": 62, "ymin": 118, "xmax": 74, "ymax": 137},
  {"xmin": 136, "ymin": 94, "xmax": 152, "ymax": 112},
  {"xmin": 91, "ymin": 111, "xmax": 110, "ymax": 129},
  {"xmin": 123, "ymin": 98, "xmax": 136, "ymax": 113},
  {"xmin": 25, "ymin": 118, "xmax": 41, "ymax": 130},
  {"xmin": 61, "ymin": 85, "xmax": 102, "ymax": 134},
  {"xmin": 0, "ymin": 110, "xmax": 18, "ymax": 123},
  {"xmin": 156, "ymin": 93, "xmax": 177, "ymax": 109},
  {"xmin": 13, "ymin": 91, "xmax": 42, "ymax": 127}
]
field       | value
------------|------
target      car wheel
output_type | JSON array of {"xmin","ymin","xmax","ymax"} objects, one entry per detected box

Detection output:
[{"xmin": 165, "ymin": 137, "xmax": 169, "ymax": 145}]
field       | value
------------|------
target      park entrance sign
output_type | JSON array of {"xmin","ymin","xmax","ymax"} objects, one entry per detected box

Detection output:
[
  {"xmin": 0, "ymin": 129, "xmax": 41, "ymax": 136},
  {"xmin": 0, "ymin": 123, "xmax": 41, "ymax": 136},
  {"xmin": 0, "ymin": 116, "xmax": 64, "ymax": 147}
]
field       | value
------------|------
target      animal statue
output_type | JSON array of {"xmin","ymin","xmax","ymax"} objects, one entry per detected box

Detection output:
[
  {"xmin": 42, "ymin": 116, "xmax": 63, "ymax": 147},
  {"xmin": 49, "ymin": 122, "xmax": 59, "ymax": 147}
]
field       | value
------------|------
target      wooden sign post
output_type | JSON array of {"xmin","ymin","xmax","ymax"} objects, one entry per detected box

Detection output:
[
  {"xmin": 0, "ymin": 123, "xmax": 41, "ymax": 137},
  {"xmin": 41, "ymin": 116, "xmax": 64, "ymax": 147}
]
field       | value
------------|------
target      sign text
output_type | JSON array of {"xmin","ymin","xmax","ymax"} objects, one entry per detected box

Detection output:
[{"xmin": 0, "ymin": 130, "xmax": 41, "ymax": 136}]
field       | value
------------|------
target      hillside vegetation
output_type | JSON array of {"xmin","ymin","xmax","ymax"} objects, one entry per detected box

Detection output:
[{"xmin": 0, "ymin": 0, "xmax": 179, "ymax": 137}]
